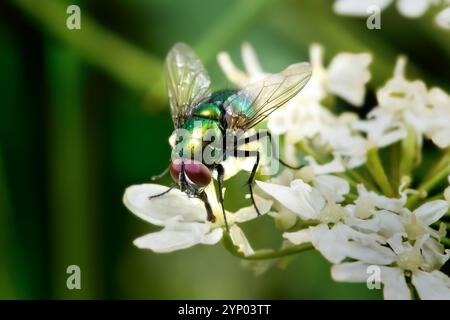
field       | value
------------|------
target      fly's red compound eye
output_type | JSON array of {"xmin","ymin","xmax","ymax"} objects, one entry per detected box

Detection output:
[{"xmin": 169, "ymin": 159, "xmax": 212, "ymax": 187}]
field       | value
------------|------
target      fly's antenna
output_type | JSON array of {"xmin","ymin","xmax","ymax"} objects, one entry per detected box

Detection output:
[{"xmin": 151, "ymin": 166, "xmax": 170, "ymax": 181}]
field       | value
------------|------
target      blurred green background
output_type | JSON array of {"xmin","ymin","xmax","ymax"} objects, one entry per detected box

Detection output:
[{"xmin": 1, "ymin": 0, "xmax": 449, "ymax": 299}]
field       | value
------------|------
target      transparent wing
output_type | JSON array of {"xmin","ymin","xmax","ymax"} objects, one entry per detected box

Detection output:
[
  {"xmin": 223, "ymin": 62, "xmax": 312, "ymax": 130},
  {"xmin": 165, "ymin": 43, "xmax": 211, "ymax": 128}
]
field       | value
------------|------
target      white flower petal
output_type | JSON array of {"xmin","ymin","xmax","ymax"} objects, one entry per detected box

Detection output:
[
  {"xmin": 269, "ymin": 207, "xmax": 298, "ymax": 230},
  {"xmin": 256, "ymin": 180, "xmax": 303, "ymax": 214},
  {"xmin": 380, "ymin": 266, "xmax": 412, "ymax": 300},
  {"xmin": 124, "ymin": 184, "xmax": 205, "ymax": 226},
  {"xmin": 331, "ymin": 261, "xmax": 370, "ymax": 282},
  {"xmin": 217, "ymin": 52, "xmax": 248, "ymax": 87},
  {"xmin": 355, "ymin": 184, "xmax": 406, "ymax": 213},
  {"xmin": 328, "ymin": 52, "xmax": 372, "ymax": 106},
  {"xmin": 283, "ymin": 228, "xmax": 312, "ymax": 245},
  {"xmin": 314, "ymin": 224, "xmax": 385, "ymax": 263},
  {"xmin": 313, "ymin": 175, "xmax": 350, "ymax": 203},
  {"xmin": 333, "ymin": 263, "xmax": 412, "ymax": 300},
  {"xmin": 421, "ymin": 238, "xmax": 450, "ymax": 270},
  {"xmin": 353, "ymin": 111, "xmax": 407, "ymax": 147},
  {"xmin": 256, "ymin": 179, "xmax": 324, "ymax": 220},
  {"xmin": 331, "ymin": 224, "xmax": 395, "ymax": 264},
  {"xmin": 306, "ymin": 155, "xmax": 346, "ymax": 175},
  {"xmin": 445, "ymin": 185, "xmax": 450, "ymax": 204},
  {"xmin": 307, "ymin": 224, "xmax": 351, "ymax": 263},
  {"xmin": 412, "ymin": 270, "xmax": 450, "ymax": 300},
  {"xmin": 290, "ymin": 179, "xmax": 325, "ymax": 219},
  {"xmin": 230, "ymin": 225, "xmax": 255, "ymax": 256},
  {"xmin": 133, "ymin": 221, "xmax": 223, "ymax": 253},
  {"xmin": 430, "ymin": 128, "xmax": 450, "ymax": 148},
  {"xmin": 435, "ymin": 7, "xmax": 450, "ymax": 30},
  {"xmin": 344, "ymin": 242, "xmax": 396, "ymax": 264},
  {"xmin": 233, "ymin": 195, "xmax": 272, "ymax": 223},
  {"xmin": 345, "ymin": 209, "xmax": 404, "ymax": 238},
  {"xmin": 267, "ymin": 102, "xmax": 296, "ymax": 135},
  {"xmin": 333, "ymin": 0, "xmax": 392, "ymax": 16},
  {"xmin": 372, "ymin": 193, "xmax": 406, "ymax": 213},
  {"xmin": 414, "ymin": 200, "xmax": 449, "ymax": 226},
  {"xmin": 241, "ymin": 42, "xmax": 265, "ymax": 80},
  {"xmin": 386, "ymin": 233, "xmax": 410, "ymax": 255},
  {"xmin": 397, "ymin": 0, "xmax": 429, "ymax": 18}
]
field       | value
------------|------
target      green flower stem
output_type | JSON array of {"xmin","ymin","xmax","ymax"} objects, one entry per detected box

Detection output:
[
  {"xmin": 390, "ymin": 142, "xmax": 401, "ymax": 193},
  {"xmin": 435, "ymin": 222, "xmax": 450, "ymax": 230},
  {"xmin": 426, "ymin": 194, "xmax": 445, "ymax": 202},
  {"xmin": 298, "ymin": 141, "xmax": 324, "ymax": 162},
  {"xmin": 346, "ymin": 169, "xmax": 379, "ymax": 192},
  {"xmin": 399, "ymin": 126, "xmax": 418, "ymax": 179},
  {"xmin": 422, "ymin": 149, "xmax": 450, "ymax": 184},
  {"xmin": 406, "ymin": 162, "xmax": 450, "ymax": 209},
  {"xmin": 344, "ymin": 193, "xmax": 357, "ymax": 202},
  {"xmin": 10, "ymin": 0, "xmax": 166, "ymax": 107},
  {"xmin": 442, "ymin": 237, "xmax": 450, "ymax": 248},
  {"xmin": 293, "ymin": 219, "xmax": 320, "ymax": 230},
  {"xmin": 366, "ymin": 148, "xmax": 394, "ymax": 197},
  {"xmin": 222, "ymin": 233, "xmax": 313, "ymax": 260}
]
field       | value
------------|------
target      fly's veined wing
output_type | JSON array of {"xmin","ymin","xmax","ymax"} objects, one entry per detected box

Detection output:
[
  {"xmin": 223, "ymin": 62, "xmax": 312, "ymax": 130},
  {"xmin": 165, "ymin": 43, "xmax": 211, "ymax": 128}
]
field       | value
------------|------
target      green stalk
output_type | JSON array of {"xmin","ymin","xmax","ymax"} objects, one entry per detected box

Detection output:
[
  {"xmin": 344, "ymin": 193, "xmax": 357, "ymax": 202},
  {"xmin": 442, "ymin": 237, "xmax": 450, "ymax": 248},
  {"xmin": 422, "ymin": 149, "xmax": 450, "ymax": 184},
  {"xmin": 346, "ymin": 169, "xmax": 379, "ymax": 192},
  {"xmin": 399, "ymin": 126, "xmax": 418, "ymax": 179},
  {"xmin": 46, "ymin": 44, "xmax": 98, "ymax": 298},
  {"xmin": 366, "ymin": 148, "xmax": 394, "ymax": 196},
  {"xmin": 390, "ymin": 142, "xmax": 401, "ymax": 194},
  {"xmin": 406, "ymin": 162, "xmax": 450, "ymax": 209},
  {"xmin": 10, "ymin": 0, "xmax": 166, "ymax": 107},
  {"xmin": 222, "ymin": 233, "xmax": 312, "ymax": 260}
]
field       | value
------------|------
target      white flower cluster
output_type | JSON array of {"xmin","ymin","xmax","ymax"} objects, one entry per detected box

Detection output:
[
  {"xmin": 354, "ymin": 57, "xmax": 450, "ymax": 149},
  {"xmin": 334, "ymin": 0, "xmax": 450, "ymax": 30},
  {"xmin": 257, "ymin": 169, "xmax": 449, "ymax": 299}
]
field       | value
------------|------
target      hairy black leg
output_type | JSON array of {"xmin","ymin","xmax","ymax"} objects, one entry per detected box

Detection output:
[
  {"xmin": 151, "ymin": 166, "xmax": 169, "ymax": 181},
  {"xmin": 235, "ymin": 149, "xmax": 262, "ymax": 216},
  {"xmin": 216, "ymin": 164, "xmax": 229, "ymax": 232},
  {"xmin": 198, "ymin": 190, "xmax": 216, "ymax": 223},
  {"xmin": 148, "ymin": 183, "xmax": 177, "ymax": 200},
  {"xmin": 247, "ymin": 151, "xmax": 261, "ymax": 216},
  {"xmin": 237, "ymin": 130, "xmax": 302, "ymax": 169}
]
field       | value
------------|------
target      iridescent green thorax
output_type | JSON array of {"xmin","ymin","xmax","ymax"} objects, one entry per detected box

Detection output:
[
  {"xmin": 176, "ymin": 89, "xmax": 251, "ymax": 163},
  {"xmin": 192, "ymin": 103, "xmax": 221, "ymax": 120},
  {"xmin": 208, "ymin": 90, "xmax": 236, "ymax": 104}
]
